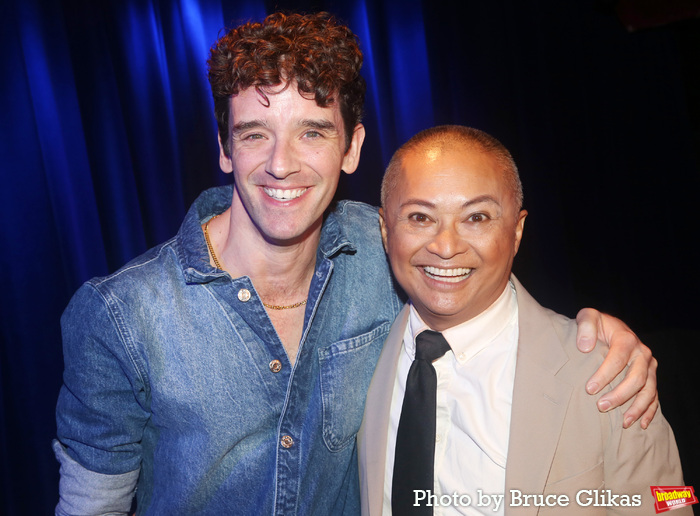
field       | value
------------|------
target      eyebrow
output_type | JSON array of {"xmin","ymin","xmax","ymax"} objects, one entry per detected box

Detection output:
[
  {"xmin": 231, "ymin": 120, "xmax": 266, "ymax": 135},
  {"xmin": 231, "ymin": 119, "xmax": 338, "ymax": 135},
  {"xmin": 399, "ymin": 194, "xmax": 501, "ymax": 210},
  {"xmin": 299, "ymin": 119, "xmax": 338, "ymax": 131}
]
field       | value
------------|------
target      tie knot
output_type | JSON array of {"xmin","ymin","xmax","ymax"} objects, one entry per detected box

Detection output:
[{"xmin": 415, "ymin": 330, "xmax": 451, "ymax": 362}]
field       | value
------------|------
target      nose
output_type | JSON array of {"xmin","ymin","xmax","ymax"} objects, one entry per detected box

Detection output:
[
  {"xmin": 426, "ymin": 224, "xmax": 468, "ymax": 259},
  {"xmin": 266, "ymin": 138, "xmax": 300, "ymax": 179}
]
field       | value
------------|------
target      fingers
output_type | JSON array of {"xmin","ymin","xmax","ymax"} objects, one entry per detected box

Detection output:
[
  {"xmin": 575, "ymin": 308, "xmax": 600, "ymax": 353},
  {"xmin": 585, "ymin": 329, "xmax": 637, "ymax": 395},
  {"xmin": 596, "ymin": 350, "xmax": 659, "ymax": 429},
  {"xmin": 638, "ymin": 393, "xmax": 660, "ymax": 430},
  {"xmin": 576, "ymin": 309, "xmax": 660, "ymax": 428},
  {"xmin": 621, "ymin": 356, "xmax": 658, "ymax": 429},
  {"xmin": 594, "ymin": 346, "xmax": 647, "ymax": 411}
]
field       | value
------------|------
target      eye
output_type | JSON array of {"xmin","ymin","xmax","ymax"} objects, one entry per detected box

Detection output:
[
  {"xmin": 408, "ymin": 212, "xmax": 431, "ymax": 224},
  {"xmin": 468, "ymin": 213, "xmax": 489, "ymax": 223},
  {"xmin": 242, "ymin": 133, "xmax": 265, "ymax": 141},
  {"xmin": 303, "ymin": 130, "xmax": 322, "ymax": 139}
]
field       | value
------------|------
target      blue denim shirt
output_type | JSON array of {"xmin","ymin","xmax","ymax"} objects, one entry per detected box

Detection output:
[{"xmin": 55, "ymin": 185, "xmax": 403, "ymax": 515}]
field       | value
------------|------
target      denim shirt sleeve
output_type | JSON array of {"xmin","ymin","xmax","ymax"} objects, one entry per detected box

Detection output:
[
  {"xmin": 53, "ymin": 440, "xmax": 139, "ymax": 515},
  {"xmin": 56, "ymin": 281, "xmax": 150, "ymax": 504}
]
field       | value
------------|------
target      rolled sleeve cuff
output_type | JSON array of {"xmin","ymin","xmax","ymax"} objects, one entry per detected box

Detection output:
[{"xmin": 53, "ymin": 439, "xmax": 139, "ymax": 516}]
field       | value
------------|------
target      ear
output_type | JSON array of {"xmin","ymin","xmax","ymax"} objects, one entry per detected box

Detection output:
[
  {"xmin": 379, "ymin": 207, "xmax": 389, "ymax": 253},
  {"xmin": 218, "ymin": 133, "xmax": 233, "ymax": 173},
  {"xmin": 340, "ymin": 124, "xmax": 366, "ymax": 175},
  {"xmin": 513, "ymin": 210, "xmax": 528, "ymax": 255}
]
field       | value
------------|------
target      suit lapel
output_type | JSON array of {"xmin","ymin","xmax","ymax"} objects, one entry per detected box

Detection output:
[
  {"xmin": 359, "ymin": 305, "xmax": 410, "ymax": 515},
  {"xmin": 504, "ymin": 277, "xmax": 573, "ymax": 515}
]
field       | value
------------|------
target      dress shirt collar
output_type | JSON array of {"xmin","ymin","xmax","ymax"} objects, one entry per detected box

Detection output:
[{"xmin": 406, "ymin": 280, "xmax": 517, "ymax": 365}]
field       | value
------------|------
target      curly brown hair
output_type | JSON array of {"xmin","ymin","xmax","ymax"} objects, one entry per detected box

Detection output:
[{"xmin": 207, "ymin": 12, "xmax": 366, "ymax": 156}]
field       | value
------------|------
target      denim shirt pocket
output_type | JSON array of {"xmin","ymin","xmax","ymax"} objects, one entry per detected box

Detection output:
[{"xmin": 318, "ymin": 322, "xmax": 391, "ymax": 452}]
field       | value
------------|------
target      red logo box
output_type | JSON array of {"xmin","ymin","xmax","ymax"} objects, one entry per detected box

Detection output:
[{"xmin": 650, "ymin": 486, "xmax": 698, "ymax": 513}]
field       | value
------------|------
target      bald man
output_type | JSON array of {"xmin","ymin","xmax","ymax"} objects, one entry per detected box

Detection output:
[{"xmin": 358, "ymin": 125, "xmax": 688, "ymax": 516}]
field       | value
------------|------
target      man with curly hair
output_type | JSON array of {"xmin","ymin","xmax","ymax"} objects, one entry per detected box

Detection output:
[{"xmin": 54, "ymin": 12, "xmax": 658, "ymax": 515}]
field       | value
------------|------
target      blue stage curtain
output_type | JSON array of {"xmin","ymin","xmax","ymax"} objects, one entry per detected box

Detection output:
[{"xmin": 1, "ymin": 0, "xmax": 698, "ymax": 513}]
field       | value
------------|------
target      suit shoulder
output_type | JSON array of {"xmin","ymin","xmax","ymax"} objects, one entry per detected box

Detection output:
[{"xmin": 514, "ymin": 279, "xmax": 608, "ymax": 384}]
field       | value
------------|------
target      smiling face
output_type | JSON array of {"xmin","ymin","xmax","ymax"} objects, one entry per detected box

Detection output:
[
  {"xmin": 219, "ymin": 83, "xmax": 365, "ymax": 246},
  {"xmin": 380, "ymin": 141, "xmax": 527, "ymax": 331}
]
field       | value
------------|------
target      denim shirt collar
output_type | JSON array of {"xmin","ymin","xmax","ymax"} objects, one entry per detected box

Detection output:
[{"xmin": 177, "ymin": 185, "xmax": 356, "ymax": 284}]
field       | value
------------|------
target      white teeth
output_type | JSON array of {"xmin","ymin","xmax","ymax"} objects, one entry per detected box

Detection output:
[
  {"xmin": 263, "ymin": 187, "xmax": 307, "ymax": 200},
  {"xmin": 423, "ymin": 266, "xmax": 473, "ymax": 283}
]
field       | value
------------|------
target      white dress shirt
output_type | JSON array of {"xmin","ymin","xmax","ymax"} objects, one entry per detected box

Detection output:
[{"xmin": 383, "ymin": 282, "xmax": 519, "ymax": 515}]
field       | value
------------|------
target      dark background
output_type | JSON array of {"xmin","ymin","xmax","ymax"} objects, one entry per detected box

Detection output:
[{"xmin": 1, "ymin": 0, "xmax": 698, "ymax": 514}]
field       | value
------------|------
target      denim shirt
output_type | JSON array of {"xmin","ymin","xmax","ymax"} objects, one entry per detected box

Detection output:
[{"xmin": 55, "ymin": 185, "xmax": 403, "ymax": 515}]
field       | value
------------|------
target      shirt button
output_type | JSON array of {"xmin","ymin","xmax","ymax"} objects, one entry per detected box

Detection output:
[
  {"xmin": 269, "ymin": 360, "xmax": 282, "ymax": 373},
  {"xmin": 237, "ymin": 289, "xmax": 251, "ymax": 302},
  {"xmin": 458, "ymin": 352, "xmax": 466, "ymax": 361},
  {"xmin": 280, "ymin": 435, "xmax": 294, "ymax": 448},
  {"xmin": 435, "ymin": 434, "xmax": 442, "ymax": 443}
]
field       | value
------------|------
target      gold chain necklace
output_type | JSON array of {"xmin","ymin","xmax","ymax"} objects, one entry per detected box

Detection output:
[
  {"xmin": 203, "ymin": 215, "xmax": 308, "ymax": 310},
  {"xmin": 203, "ymin": 215, "xmax": 223, "ymax": 270},
  {"xmin": 261, "ymin": 299, "xmax": 307, "ymax": 310}
]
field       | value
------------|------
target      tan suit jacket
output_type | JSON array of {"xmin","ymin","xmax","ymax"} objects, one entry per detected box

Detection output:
[{"xmin": 358, "ymin": 276, "xmax": 689, "ymax": 515}]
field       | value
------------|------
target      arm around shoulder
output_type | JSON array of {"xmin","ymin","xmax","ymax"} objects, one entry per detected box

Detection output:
[{"xmin": 576, "ymin": 308, "xmax": 659, "ymax": 427}]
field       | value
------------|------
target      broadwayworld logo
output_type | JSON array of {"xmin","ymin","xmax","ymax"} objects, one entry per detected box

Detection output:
[{"xmin": 650, "ymin": 486, "xmax": 698, "ymax": 513}]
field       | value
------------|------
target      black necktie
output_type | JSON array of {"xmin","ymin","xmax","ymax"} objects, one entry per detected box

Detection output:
[{"xmin": 392, "ymin": 329, "xmax": 452, "ymax": 515}]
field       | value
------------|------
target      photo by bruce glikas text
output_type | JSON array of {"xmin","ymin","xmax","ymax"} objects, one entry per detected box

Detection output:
[{"xmin": 410, "ymin": 489, "xmax": 642, "ymax": 511}]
